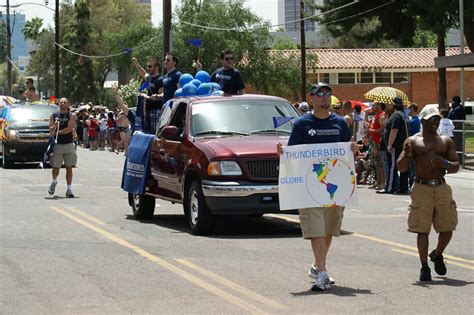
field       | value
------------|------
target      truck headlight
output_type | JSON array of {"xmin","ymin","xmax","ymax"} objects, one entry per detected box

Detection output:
[
  {"xmin": 7, "ymin": 130, "xmax": 18, "ymax": 140},
  {"xmin": 207, "ymin": 161, "xmax": 242, "ymax": 176}
]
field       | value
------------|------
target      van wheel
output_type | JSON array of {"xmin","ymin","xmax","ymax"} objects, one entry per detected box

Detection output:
[
  {"xmin": 184, "ymin": 179, "xmax": 214, "ymax": 235},
  {"xmin": 130, "ymin": 193, "xmax": 155, "ymax": 220}
]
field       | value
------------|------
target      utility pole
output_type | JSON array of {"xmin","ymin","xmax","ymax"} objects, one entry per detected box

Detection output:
[
  {"xmin": 163, "ymin": 0, "xmax": 171, "ymax": 67},
  {"xmin": 6, "ymin": 0, "xmax": 12, "ymax": 96},
  {"xmin": 55, "ymin": 0, "xmax": 60, "ymax": 98},
  {"xmin": 460, "ymin": 0, "xmax": 464, "ymax": 105},
  {"xmin": 300, "ymin": 0, "xmax": 306, "ymax": 101}
]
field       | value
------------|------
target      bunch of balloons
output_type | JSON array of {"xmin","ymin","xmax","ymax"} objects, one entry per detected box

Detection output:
[{"xmin": 174, "ymin": 71, "xmax": 223, "ymax": 97}]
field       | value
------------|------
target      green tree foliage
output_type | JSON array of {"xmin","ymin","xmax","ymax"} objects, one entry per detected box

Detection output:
[
  {"xmin": 272, "ymin": 38, "xmax": 298, "ymax": 50},
  {"xmin": 173, "ymin": 0, "xmax": 271, "ymax": 74},
  {"xmin": 24, "ymin": 0, "xmax": 149, "ymax": 103},
  {"xmin": 173, "ymin": 0, "xmax": 311, "ymax": 99},
  {"xmin": 0, "ymin": 63, "xmax": 25, "ymax": 97},
  {"xmin": 317, "ymin": 0, "xmax": 461, "ymax": 106},
  {"xmin": 22, "ymin": 17, "xmax": 44, "ymax": 42}
]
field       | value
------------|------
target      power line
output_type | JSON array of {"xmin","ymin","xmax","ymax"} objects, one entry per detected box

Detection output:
[
  {"xmin": 323, "ymin": 0, "xmax": 395, "ymax": 26},
  {"xmin": 45, "ymin": 0, "xmax": 391, "ymax": 60},
  {"xmin": 176, "ymin": 0, "xmax": 360, "ymax": 31},
  {"xmin": 53, "ymin": 33, "xmax": 161, "ymax": 59}
]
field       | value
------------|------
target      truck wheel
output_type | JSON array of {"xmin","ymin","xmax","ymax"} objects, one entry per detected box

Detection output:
[
  {"xmin": 130, "ymin": 193, "xmax": 155, "ymax": 220},
  {"xmin": 1, "ymin": 144, "xmax": 12, "ymax": 169},
  {"xmin": 185, "ymin": 179, "xmax": 214, "ymax": 235}
]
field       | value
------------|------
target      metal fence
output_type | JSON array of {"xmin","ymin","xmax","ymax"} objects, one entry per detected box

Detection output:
[{"xmin": 453, "ymin": 120, "xmax": 474, "ymax": 169}]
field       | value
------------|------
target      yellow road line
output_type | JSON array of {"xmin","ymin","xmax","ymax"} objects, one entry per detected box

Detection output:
[
  {"xmin": 266, "ymin": 214, "xmax": 474, "ymax": 266},
  {"xmin": 392, "ymin": 249, "xmax": 474, "ymax": 271},
  {"xmin": 65, "ymin": 206, "xmax": 107, "ymax": 226},
  {"xmin": 50, "ymin": 206, "xmax": 267, "ymax": 315},
  {"xmin": 176, "ymin": 259, "xmax": 285, "ymax": 310}
]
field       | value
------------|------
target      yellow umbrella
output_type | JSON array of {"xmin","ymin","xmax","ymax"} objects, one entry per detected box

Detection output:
[
  {"xmin": 331, "ymin": 95, "xmax": 340, "ymax": 106},
  {"xmin": 364, "ymin": 87, "xmax": 410, "ymax": 106}
]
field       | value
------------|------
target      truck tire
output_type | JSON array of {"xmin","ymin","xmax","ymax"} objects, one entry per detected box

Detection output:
[
  {"xmin": 184, "ymin": 179, "xmax": 214, "ymax": 235},
  {"xmin": 1, "ymin": 144, "xmax": 12, "ymax": 169},
  {"xmin": 130, "ymin": 193, "xmax": 155, "ymax": 220}
]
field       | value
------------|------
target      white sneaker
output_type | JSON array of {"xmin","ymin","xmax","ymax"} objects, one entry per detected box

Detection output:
[
  {"xmin": 48, "ymin": 181, "xmax": 57, "ymax": 195},
  {"xmin": 65, "ymin": 189, "xmax": 75, "ymax": 198},
  {"xmin": 311, "ymin": 271, "xmax": 331, "ymax": 291},
  {"xmin": 308, "ymin": 264, "xmax": 335, "ymax": 284}
]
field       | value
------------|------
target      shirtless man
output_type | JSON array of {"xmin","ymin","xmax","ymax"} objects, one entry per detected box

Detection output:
[{"xmin": 397, "ymin": 106, "xmax": 459, "ymax": 282}]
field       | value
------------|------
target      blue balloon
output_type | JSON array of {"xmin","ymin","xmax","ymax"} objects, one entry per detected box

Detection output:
[
  {"xmin": 190, "ymin": 79, "xmax": 202, "ymax": 88},
  {"xmin": 197, "ymin": 83, "xmax": 212, "ymax": 96},
  {"xmin": 210, "ymin": 82, "xmax": 221, "ymax": 92},
  {"xmin": 195, "ymin": 70, "xmax": 210, "ymax": 83},
  {"xmin": 174, "ymin": 88, "xmax": 183, "ymax": 97},
  {"xmin": 179, "ymin": 73, "xmax": 194, "ymax": 87},
  {"xmin": 182, "ymin": 83, "xmax": 197, "ymax": 96}
]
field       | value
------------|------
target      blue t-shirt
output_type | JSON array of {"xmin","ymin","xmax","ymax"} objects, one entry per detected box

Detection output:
[
  {"xmin": 211, "ymin": 67, "xmax": 245, "ymax": 94},
  {"xmin": 145, "ymin": 75, "xmax": 163, "ymax": 110},
  {"xmin": 409, "ymin": 115, "xmax": 421, "ymax": 136},
  {"xmin": 288, "ymin": 113, "xmax": 351, "ymax": 145},
  {"xmin": 287, "ymin": 113, "xmax": 351, "ymax": 146},
  {"xmin": 161, "ymin": 69, "xmax": 182, "ymax": 104}
]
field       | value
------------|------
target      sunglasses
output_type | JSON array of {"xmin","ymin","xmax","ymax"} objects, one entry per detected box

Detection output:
[
  {"xmin": 313, "ymin": 91, "xmax": 332, "ymax": 97},
  {"xmin": 224, "ymin": 57, "xmax": 233, "ymax": 61},
  {"xmin": 146, "ymin": 65, "xmax": 154, "ymax": 68}
]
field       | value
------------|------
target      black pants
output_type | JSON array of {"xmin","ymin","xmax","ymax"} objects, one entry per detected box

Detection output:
[{"xmin": 386, "ymin": 147, "xmax": 409, "ymax": 193}]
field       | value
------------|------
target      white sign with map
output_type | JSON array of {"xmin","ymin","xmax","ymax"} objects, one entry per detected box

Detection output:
[{"xmin": 278, "ymin": 142, "xmax": 358, "ymax": 210}]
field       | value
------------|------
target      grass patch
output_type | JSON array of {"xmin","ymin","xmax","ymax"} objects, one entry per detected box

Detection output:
[{"xmin": 465, "ymin": 134, "xmax": 474, "ymax": 153}]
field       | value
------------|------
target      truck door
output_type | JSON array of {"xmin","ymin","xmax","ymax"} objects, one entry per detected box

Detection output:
[{"xmin": 150, "ymin": 102, "xmax": 187, "ymax": 200}]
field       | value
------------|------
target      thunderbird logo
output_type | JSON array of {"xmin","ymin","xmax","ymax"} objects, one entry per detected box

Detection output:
[{"xmin": 308, "ymin": 129, "xmax": 316, "ymax": 136}]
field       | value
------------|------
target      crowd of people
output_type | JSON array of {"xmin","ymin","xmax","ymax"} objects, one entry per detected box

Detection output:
[
  {"xmin": 74, "ymin": 106, "xmax": 130, "ymax": 155},
  {"xmin": 293, "ymin": 94, "xmax": 463, "ymax": 196}
]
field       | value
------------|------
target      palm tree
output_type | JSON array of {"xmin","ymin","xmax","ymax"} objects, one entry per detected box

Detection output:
[
  {"xmin": 22, "ymin": 17, "xmax": 44, "ymax": 96},
  {"xmin": 22, "ymin": 17, "xmax": 44, "ymax": 43}
]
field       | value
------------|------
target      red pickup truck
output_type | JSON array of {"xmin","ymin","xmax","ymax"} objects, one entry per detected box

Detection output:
[{"xmin": 129, "ymin": 94, "xmax": 298, "ymax": 235}]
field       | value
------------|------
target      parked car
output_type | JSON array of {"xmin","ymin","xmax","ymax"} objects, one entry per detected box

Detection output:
[
  {"xmin": 0, "ymin": 103, "xmax": 58, "ymax": 168},
  {"xmin": 129, "ymin": 94, "xmax": 298, "ymax": 235}
]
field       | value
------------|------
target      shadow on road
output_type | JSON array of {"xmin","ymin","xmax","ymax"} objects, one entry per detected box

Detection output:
[
  {"xmin": 291, "ymin": 286, "xmax": 373, "ymax": 297},
  {"xmin": 126, "ymin": 214, "xmax": 302, "ymax": 239},
  {"xmin": 44, "ymin": 196, "xmax": 79, "ymax": 200},
  {"xmin": 413, "ymin": 277, "xmax": 474, "ymax": 287}
]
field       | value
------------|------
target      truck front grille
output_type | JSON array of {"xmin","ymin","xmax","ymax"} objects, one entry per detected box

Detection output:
[{"xmin": 246, "ymin": 160, "xmax": 279, "ymax": 179}]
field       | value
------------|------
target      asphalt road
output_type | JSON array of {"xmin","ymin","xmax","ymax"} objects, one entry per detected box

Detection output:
[{"xmin": 1, "ymin": 147, "xmax": 473, "ymax": 314}]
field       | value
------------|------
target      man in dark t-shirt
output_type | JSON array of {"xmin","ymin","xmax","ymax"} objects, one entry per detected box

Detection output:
[
  {"xmin": 378, "ymin": 97, "xmax": 409, "ymax": 194},
  {"xmin": 161, "ymin": 52, "xmax": 182, "ymax": 104},
  {"xmin": 210, "ymin": 49, "xmax": 245, "ymax": 95},
  {"xmin": 278, "ymin": 83, "xmax": 357, "ymax": 292}
]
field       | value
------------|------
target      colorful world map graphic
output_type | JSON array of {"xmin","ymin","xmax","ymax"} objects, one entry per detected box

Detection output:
[{"xmin": 305, "ymin": 158, "xmax": 356, "ymax": 207}]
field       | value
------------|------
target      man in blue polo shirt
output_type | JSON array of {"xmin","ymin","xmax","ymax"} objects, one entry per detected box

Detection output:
[{"xmin": 278, "ymin": 83, "xmax": 357, "ymax": 292}]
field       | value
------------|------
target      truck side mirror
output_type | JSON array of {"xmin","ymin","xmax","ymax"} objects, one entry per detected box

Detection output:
[{"xmin": 161, "ymin": 126, "xmax": 180, "ymax": 141}]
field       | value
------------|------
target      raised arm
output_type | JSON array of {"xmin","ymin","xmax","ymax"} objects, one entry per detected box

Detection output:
[
  {"xmin": 132, "ymin": 57, "xmax": 148, "ymax": 80},
  {"xmin": 111, "ymin": 84, "xmax": 129, "ymax": 116}
]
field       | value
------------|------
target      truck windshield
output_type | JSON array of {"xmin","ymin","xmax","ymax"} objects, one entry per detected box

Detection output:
[
  {"xmin": 191, "ymin": 99, "xmax": 297, "ymax": 136},
  {"xmin": 9, "ymin": 106, "xmax": 57, "ymax": 124}
]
